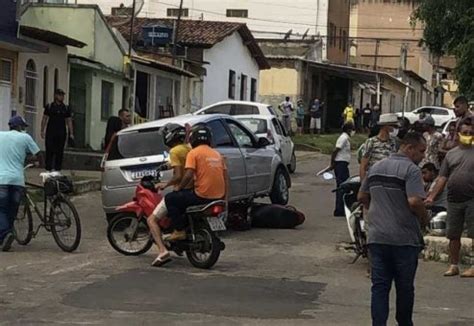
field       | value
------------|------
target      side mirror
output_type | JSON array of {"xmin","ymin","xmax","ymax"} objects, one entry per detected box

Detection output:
[{"xmin": 257, "ymin": 137, "xmax": 271, "ymax": 148}]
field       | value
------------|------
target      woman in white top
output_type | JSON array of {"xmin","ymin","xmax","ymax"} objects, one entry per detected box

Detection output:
[{"xmin": 330, "ymin": 122, "xmax": 355, "ymax": 217}]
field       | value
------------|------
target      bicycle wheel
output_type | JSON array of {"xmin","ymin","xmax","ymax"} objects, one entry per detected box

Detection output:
[
  {"xmin": 50, "ymin": 196, "xmax": 81, "ymax": 252},
  {"xmin": 14, "ymin": 194, "xmax": 33, "ymax": 245}
]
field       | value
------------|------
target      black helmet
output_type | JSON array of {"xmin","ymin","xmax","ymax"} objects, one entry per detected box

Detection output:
[
  {"xmin": 189, "ymin": 125, "xmax": 212, "ymax": 148},
  {"xmin": 162, "ymin": 123, "xmax": 186, "ymax": 147}
]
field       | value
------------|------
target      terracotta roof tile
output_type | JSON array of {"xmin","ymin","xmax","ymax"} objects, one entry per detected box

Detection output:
[{"xmin": 106, "ymin": 17, "xmax": 269, "ymax": 69}]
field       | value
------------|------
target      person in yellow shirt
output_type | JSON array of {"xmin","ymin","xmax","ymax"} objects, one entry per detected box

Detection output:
[
  {"xmin": 343, "ymin": 103, "xmax": 355, "ymax": 124},
  {"xmin": 148, "ymin": 124, "xmax": 190, "ymax": 267},
  {"xmin": 165, "ymin": 125, "xmax": 228, "ymax": 242}
]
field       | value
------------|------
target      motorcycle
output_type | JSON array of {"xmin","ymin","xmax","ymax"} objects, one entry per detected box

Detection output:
[
  {"xmin": 321, "ymin": 171, "xmax": 367, "ymax": 263},
  {"xmin": 106, "ymin": 175, "xmax": 226, "ymax": 269}
]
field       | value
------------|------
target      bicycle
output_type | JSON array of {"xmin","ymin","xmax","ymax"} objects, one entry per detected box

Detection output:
[{"xmin": 13, "ymin": 165, "xmax": 82, "ymax": 252}]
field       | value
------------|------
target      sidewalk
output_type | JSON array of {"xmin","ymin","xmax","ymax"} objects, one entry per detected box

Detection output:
[{"xmin": 25, "ymin": 168, "xmax": 101, "ymax": 195}]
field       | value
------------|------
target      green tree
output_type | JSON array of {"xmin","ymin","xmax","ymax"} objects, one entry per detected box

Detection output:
[{"xmin": 412, "ymin": 0, "xmax": 474, "ymax": 99}]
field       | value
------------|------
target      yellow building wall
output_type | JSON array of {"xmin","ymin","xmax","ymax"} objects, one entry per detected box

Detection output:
[{"xmin": 259, "ymin": 68, "xmax": 299, "ymax": 96}]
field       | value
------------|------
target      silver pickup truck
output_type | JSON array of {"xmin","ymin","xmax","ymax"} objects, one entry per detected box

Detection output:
[{"xmin": 101, "ymin": 114, "xmax": 291, "ymax": 220}]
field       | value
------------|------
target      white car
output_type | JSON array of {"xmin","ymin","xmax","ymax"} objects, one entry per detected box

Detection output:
[
  {"xmin": 194, "ymin": 100, "xmax": 276, "ymax": 116},
  {"xmin": 396, "ymin": 106, "xmax": 455, "ymax": 127},
  {"xmin": 236, "ymin": 115, "xmax": 296, "ymax": 173},
  {"xmin": 442, "ymin": 118, "xmax": 457, "ymax": 136}
]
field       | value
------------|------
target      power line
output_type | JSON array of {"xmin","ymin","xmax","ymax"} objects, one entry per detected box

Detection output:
[{"xmin": 148, "ymin": 0, "xmax": 424, "ymax": 32}]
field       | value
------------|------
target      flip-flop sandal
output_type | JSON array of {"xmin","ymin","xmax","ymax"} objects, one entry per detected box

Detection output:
[{"xmin": 152, "ymin": 254, "xmax": 172, "ymax": 267}]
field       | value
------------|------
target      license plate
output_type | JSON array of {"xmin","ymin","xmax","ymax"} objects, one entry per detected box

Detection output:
[
  {"xmin": 207, "ymin": 216, "xmax": 226, "ymax": 231},
  {"xmin": 130, "ymin": 169, "xmax": 158, "ymax": 180}
]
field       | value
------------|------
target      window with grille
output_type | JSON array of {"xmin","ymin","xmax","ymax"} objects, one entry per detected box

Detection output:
[
  {"xmin": 167, "ymin": 8, "xmax": 189, "ymax": 17},
  {"xmin": 250, "ymin": 78, "xmax": 257, "ymax": 102},
  {"xmin": 101, "ymin": 80, "xmax": 114, "ymax": 121},
  {"xmin": 43, "ymin": 66, "xmax": 49, "ymax": 107},
  {"xmin": 0, "ymin": 59, "xmax": 13, "ymax": 83},
  {"xmin": 25, "ymin": 59, "xmax": 37, "ymax": 111},
  {"xmin": 228, "ymin": 70, "xmax": 236, "ymax": 99},
  {"xmin": 226, "ymin": 9, "xmax": 248, "ymax": 18},
  {"xmin": 342, "ymin": 30, "xmax": 347, "ymax": 52},
  {"xmin": 240, "ymin": 74, "xmax": 247, "ymax": 101},
  {"xmin": 54, "ymin": 68, "xmax": 59, "ymax": 92}
]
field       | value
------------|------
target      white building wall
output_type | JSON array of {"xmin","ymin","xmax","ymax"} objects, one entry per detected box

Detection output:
[
  {"xmin": 18, "ymin": 39, "xmax": 69, "ymax": 147},
  {"xmin": 202, "ymin": 32, "xmax": 260, "ymax": 107}
]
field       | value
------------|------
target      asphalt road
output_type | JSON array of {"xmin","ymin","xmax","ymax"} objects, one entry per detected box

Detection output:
[{"xmin": 1, "ymin": 153, "xmax": 473, "ymax": 325}]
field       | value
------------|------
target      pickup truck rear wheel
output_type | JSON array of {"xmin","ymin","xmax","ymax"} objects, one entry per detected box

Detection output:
[{"xmin": 270, "ymin": 168, "xmax": 289, "ymax": 205}]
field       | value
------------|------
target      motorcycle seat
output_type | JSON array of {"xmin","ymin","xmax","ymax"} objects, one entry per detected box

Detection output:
[{"xmin": 186, "ymin": 200, "xmax": 227, "ymax": 214}]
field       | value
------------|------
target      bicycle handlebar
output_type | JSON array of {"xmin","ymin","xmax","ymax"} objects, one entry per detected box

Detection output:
[{"xmin": 24, "ymin": 163, "xmax": 35, "ymax": 170}]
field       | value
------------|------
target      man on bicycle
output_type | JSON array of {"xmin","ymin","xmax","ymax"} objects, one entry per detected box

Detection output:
[
  {"xmin": 165, "ymin": 125, "xmax": 228, "ymax": 242},
  {"xmin": 148, "ymin": 124, "xmax": 191, "ymax": 266},
  {"xmin": 0, "ymin": 116, "xmax": 40, "ymax": 252}
]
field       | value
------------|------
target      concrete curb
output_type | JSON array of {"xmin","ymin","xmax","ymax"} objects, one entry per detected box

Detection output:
[
  {"xmin": 336, "ymin": 236, "xmax": 472, "ymax": 264},
  {"xmin": 422, "ymin": 236, "xmax": 472, "ymax": 264},
  {"xmin": 73, "ymin": 179, "xmax": 101, "ymax": 195}
]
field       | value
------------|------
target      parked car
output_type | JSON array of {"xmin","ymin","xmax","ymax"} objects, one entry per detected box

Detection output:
[
  {"xmin": 396, "ymin": 106, "xmax": 455, "ymax": 127},
  {"xmin": 236, "ymin": 115, "xmax": 296, "ymax": 173},
  {"xmin": 193, "ymin": 100, "xmax": 276, "ymax": 116},
  {"xmin": 101, "ymin": 114, "xmax": 291, "ymax": 220},
  {"xmin": 442, "ymin": 118, "xmax": 458, "ymax": 136}
]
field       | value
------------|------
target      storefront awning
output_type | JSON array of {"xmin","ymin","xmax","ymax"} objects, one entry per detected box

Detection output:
[
  {"xmin": 302, "ymin": 59, "xmax": 407, "ymax": 89},
  {"xmin": 132, "ymin": 56, "xmax": 196, "ymax": 78}
]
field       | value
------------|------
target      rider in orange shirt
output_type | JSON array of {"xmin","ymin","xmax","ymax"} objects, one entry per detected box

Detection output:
[{"xmin": 165, "ymin": 125, "xmax": 228, "ymax": 242}]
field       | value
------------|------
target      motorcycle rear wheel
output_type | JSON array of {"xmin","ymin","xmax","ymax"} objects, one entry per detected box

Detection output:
[
  {"xmin": 353, "ymin": 215, "xmax": 367, "ymax": 258},
  {"xmin": 186, "ymin": 224, "xmax": 222, "ymax": 269},
  {"xmin": 107, "ymin": 213, "xmax": 153, "ymax": 256}
]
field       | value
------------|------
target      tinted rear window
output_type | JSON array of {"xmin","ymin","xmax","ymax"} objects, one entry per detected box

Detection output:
[
  {"xmin": 238, "ymin": 118, "xmax": 268, "ymax": 134},
  {"xmin": 231, "ymin": 104, "xmax": 258, "ymax": 115},
  {"xmin": 107, "ymin": 128, "xmax": 167, "ymax": 161}
]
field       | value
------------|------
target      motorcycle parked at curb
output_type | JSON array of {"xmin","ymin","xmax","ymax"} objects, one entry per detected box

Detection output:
[
  {"xmin": 320, "ymin": 171, "xmax": 367, "ymax": 263},
  {"xmin": 106, "ymin": 175, "xmax": 226, "ymax": 269}
]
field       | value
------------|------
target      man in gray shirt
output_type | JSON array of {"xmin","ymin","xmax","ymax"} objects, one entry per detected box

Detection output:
[
  {"xmin": 358, "ymin": 132, "xmax": 429, "ymax": 326},
  {"xmin": 427, "ymin": 117, "xmax": 474, "ymax": 278}
]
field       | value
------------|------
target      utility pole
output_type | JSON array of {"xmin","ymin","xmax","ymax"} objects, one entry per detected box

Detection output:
[
  {"xmin": 398, "ymin": 43, "xmax": 408, "ymax": 76},
  {"xmin": 373, "ymin": 39, "xmax": 380, "ymax": 71},
  {"xmin": 128, "ymin": 0, "xmax": 136, "ymax": 59},
  {"xmin": 172, "ymin": 0, "xmax": 184, "ymax": 65}
]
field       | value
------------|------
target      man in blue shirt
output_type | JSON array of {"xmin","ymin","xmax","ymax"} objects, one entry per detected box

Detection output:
[{"xmin": 0, "ymin": 116, "xmax": 40, "ymax": 252}]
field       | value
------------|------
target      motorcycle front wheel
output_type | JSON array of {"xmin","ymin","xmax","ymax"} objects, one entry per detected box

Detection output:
[
  {"xmin": 186, "ymin": 224, "xmax": 222, "ymax": 269},
  {"xmin": 107, "ymin": 213, "xmax": 153, "ymax": 256}
]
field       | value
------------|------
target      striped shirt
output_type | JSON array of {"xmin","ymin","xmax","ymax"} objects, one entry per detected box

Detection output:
[{"xmin": 360, "ymin": 153, "xmax": 426, "ymax": 247}]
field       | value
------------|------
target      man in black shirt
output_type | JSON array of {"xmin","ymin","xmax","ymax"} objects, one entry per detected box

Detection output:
[
  {"xmin": 40, "ymin": 89, "xmax": 73, "ymax": 172},
  {"xmin": 362, "ymin": 103, "xmax": 372, "ymax": 132}
]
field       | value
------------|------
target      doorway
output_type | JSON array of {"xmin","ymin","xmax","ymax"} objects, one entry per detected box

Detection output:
[
  {"xmin": 0, "ymin": 82, "xmax": 11, "ymax": 131},
  {"xmin": 69, "ymin": 68, "xmax": 87, "ymax": 148},
  {"xmin": 325, "ymin": 76, "xmax": 349, "ymax": 130}
]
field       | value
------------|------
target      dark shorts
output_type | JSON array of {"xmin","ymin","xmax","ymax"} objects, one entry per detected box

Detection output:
[
  {"xmin": 296, "ymin": 118, "xmax": 303, "ymax": 127},
  {"xmin": 446, "ymin": 198, "xmax": 474, "ymax": 239}
]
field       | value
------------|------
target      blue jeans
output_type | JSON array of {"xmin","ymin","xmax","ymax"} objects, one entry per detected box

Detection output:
[
  {"xmin": 334, "ymin": 161, "xmax": 349, "ymax": 216},
  {"xmin": 369, "ymin": 244, "xmax": 420, "ymax": 326},
  {"xmin": 0, "ymin": 185, "xmax": 24, "ymax": 242},
  {"xmin": 165, "ymin": 190, "xmax": 214, "ymax": 231}
]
